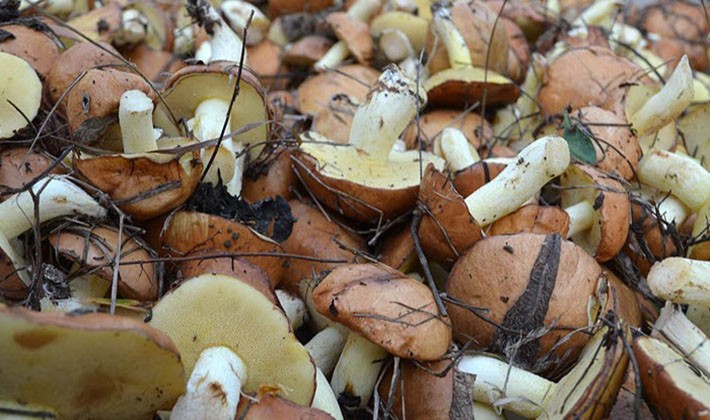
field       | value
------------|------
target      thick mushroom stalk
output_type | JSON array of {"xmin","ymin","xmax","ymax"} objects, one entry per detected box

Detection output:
[
  {"xmin": 648, "ymin": 258, "xmax": 710, "ymax": 307},
  {"xmin": 638, "ymin": 149, "xmax": 710, "ymax": 212},
  {"xmin": 220, "ymin": 0, "xmax": 269, "ymax": 46},
  {"xmin": 564, "ymin": 200, "xmax": 595, "ymax": 238},
  {"xmin": 119, "ymin": 90, "xmax": 158, "ymax": 154},
  {"xmin": 653, "ymin": 303, "xmax": 710, "ymax": 378},
  {"xmin": 312, "ymin": 369, "xmax": 344, "ymax": 420},
  {"xmin": 438, "ymin": 127, "xmax": 480, "ymax": 172},
  {"xmin": 463, "ymin": 136, "xmax": 571, "ymax": 226},
  {"xmin": 115, "ymin": 9, "xmax": 150, "ymax": 46},
  {"xmin": 171, "ymin": 346, "xmax": 247, "ymax": 420},
  {"xmin": 313, "ymin": 0, "xmax": 381, "ymax": 71},
  {"xmin": 305, "ymin": 327, "xmax": 347, "ymax": 375},
  {"xmin": 628, "ymin": 56, "xmax": 694, "ymax": 137},
  {"xmin": 348, "ymin": 65, "xmax": 427, "ymax": 159},
  {"xmin": 329, "ymin": 332, "xmax": 388, "ymax": 409},
  {"xmin": 200, "ymin": 2, "xmax": 246, "ymax": 63},
  {"xmin": 431, "ymin": 1, "xmax": 471, "ymax": 69}
]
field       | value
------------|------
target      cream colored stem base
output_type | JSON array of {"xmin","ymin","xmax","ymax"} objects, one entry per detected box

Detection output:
[{"xmin": 330, "ymin": 333, "xmax": 387, "ymax": 409}]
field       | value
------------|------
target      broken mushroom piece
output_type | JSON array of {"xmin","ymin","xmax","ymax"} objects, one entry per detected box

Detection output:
[
  {"xmin": 647, "ymin": 257, "xmax": 710, "ymax": 307},
  {"xmin": 0, "ymin": 176, "xmax": 107, "ymax": 300},
  {"xmin": 560, "ymin": 164, "xmax": 631, "ymax": 262},
  {"xmin": 424, "ymin": 2, "xmax": 519, "ymax": 108},
  {"xmin": 294, "ymin": 65, "xmax": 445, "ymax": 224},
  {"xmin": 313, "ymin": 263, "xmax": 452, "ymax": 409},
  {"xmin": 149, "ymin": 273, "xmax": 317, "ymax": 417},
  {"xmin": 652, "ymin": 302, "xmax": 710, "ymax": 379},
  {"xmin": 74, "ymin": 90, "xmax": 203, "ymax": 220},
  {"xmin": 0, "ymin": 305, "xmax": 185, "ymax": 418},
  {"xmin": 0, "ymin": 52, "xmax": 42, "ymax": 140}
]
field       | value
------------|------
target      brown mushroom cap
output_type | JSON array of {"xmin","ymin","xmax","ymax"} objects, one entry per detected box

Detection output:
[
  {"xmin": 267, "ymin": 0, "xmax": 334, "ymax": 18},
  {"xmin": 623, "ymin": 202, "xmax": 679, "ymax": 276},
  {"xmin": 46, "ymin": 41, "xmax": 124, "ymax": 105},
  {"xmin": 424, "ymin": 66, "xmax": 520, "ymax": 108},
  {"xmin": 284, "ymin": 35, "xmax": 334, "ymax": 67},
  {"xmin": 160, "ymin": 210, "xmax": 286, "ymax": 287},
  {"xmin": 451, "ymin": 159, "xmax": 508, "ymax": 196},
  {"xmin": 0, "ymin": 305, "xmax": 185, "ymax": 419},
  {"xmin": 242, "ymin": 148, "xmax": 298, "ymax": 203},
  {"xmin": 402, "ymin": 109, "xmax": 492, "ymax": 152},
  {"xmin": 296, "ymin": 64, "xmax": 380, "ymax": 143},
  {"xmin": 238, "ymin": 394, "xmax": 334, "ymax": 419},
  {"xmin": 377, "ymin": 222, "xmax": 417, "ymax": 272},
  {"xmin": 502, "ymin": 18, "xmax": 531, "ymax": 83},
  {"xmin": 280, "ymin": 200, "xmax": 365, "ymax": 293},
  {"xmin": 560, "ymin": 164, "xmax": 631, "ymax": 262},
  {"xmin": 123, "ymin": 44, "xmax": 185, "ymax": 84},
  {"xmin": 0, "ymin": 148, "xmax": 64, "ymax": 201},
  {"xmin": 247, "ymin": 39, "xmax": 289, "ymax": 91},
  {"xmin": 325, "ymin": 12, "xmax": 373, "ymax": 66},
  {"xmin": 65, "ymin": 3, "xmax": 123, "ymax": 43},
  {"xmin": 634, "ymin": 336, "xmax": 710, "ymax": 419},
  {"xmin": 313, "ymin": 263, "xmax": 452, "ymax": 361},
  {"xmin": 48, "ymin": 226, "xmax": 158, "ymax": 301},
  {"xmin": 446, "ymin": 233, "xmax": 603, "ymax": 373},
  {"xmin": 0, "ymin": 24, "xmax": 61, "ymax": 79},
  {"xmin": 489, "ymin": 204, "xmax": 570, "ymax": 237},
  {"xmin": 537, "ymin": 47, "xmax": 647, "ymax": 117}
]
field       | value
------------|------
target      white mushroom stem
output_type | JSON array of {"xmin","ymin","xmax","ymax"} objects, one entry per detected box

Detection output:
[
  {"xmin": 191, "ymin": 98, "xmax": 243, "ymax": 196},
  {"xmin": 564, "ymin": 200, "xmax": 595, "ymax": 238},
  {"xmin": 431, "ymin": 2, "xmax": 471, "ymax": 69},
  {"xmin": 221, "ymin": 0, "xmax": 270, "ymax": 46},
  {"xmin": 638, "ymin": 148, "xmax": 710, "ymax": 212},
  {"xmin": 379, "ymin": 29, "xmax": 414, "ymax": 62},
  {"xmin": 306, "ymin": 327, "xmax": 347, "ymax": 375},
  {"xmin": 171, "ymin": 346, "xmax": 247, "ymax": 420},
  {"xmin": 312, "ymin": 368, "xmax": 345, "ymax": 420},
  {"xmin": 330, "ymin": 332, "xmax": 388, "ymax": 409},
  {"xmin": 115, "ymin": 8, "xmax": 149, "ymax": 45},
  {"xmin": 267, "ymin": 18, "xmax": 289, "ymax": 46},
  {"xmin": 652, "ymin": 303, "xmax": 710, "ymax": 378},
  {"xmin": 629, "ymin": 56, "xmax": 694, "ymax": 137},
  {"xmin": 569, "ymin": 0, "xmax": 623, "ymax": 37},
  {"xmin": 688, "ymin": 201, "xmax": 709, "ymax": 259},
  {"xmin": 647, "ymin": 258, "xmax": 710, "ymax": 307},
  {"xmin": 173, "ymin": 25, "xmax": 195, "ymax": 56},
  {"xmin": 119, "ymin": 90, "xmax": 158, "ymax": 154},
  {"xmin": 437, "ymin": 127, "xmax": 480, "ymax": 172},
  {"xmin": 637, "ymin": 186, "xmax": 689, "ymax": 226},
  {"xmin": 203, "ymin": 4, "xmax": 246, "ymax": 63},
  {"xmin": 349, "ymin": 65, "xmax": 426, "ymax": 160},
  {"xmin": 313, "ymin": 0, "xmax": 381, "ymax": 71},
  {"xmin": 464, "ymin": 136, "xmax": 571, "ymax": 226},
  {"xmin": 275, "ymin": 289, "xmax": 307, "ymax": 331},
  {"xmin": 0, "ymin": 177, "xmax": 106, "ymax": 287},
  {"xmin": 458, "ymin": 354, "xmax": 552, "ymax": 418}
]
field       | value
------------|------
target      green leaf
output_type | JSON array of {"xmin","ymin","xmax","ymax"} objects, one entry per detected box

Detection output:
[{"xmin": 562, "ymin": 112, "xmax": 597, "ymax": 165}]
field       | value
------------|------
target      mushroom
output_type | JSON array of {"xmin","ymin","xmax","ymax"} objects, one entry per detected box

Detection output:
[
  {"xmin": 647, "ymin": 257, "xmax": 710, "ymax": 307},
  {"xmin": 237, "ymin": 393, "xmax": 334, "ymax": 419},
  {"xmin": 0, "ymin": 176, "xmax": 106, "ymax": 300},
  {"xmin": 242, "ymin": 148, "xmax": 298, "ymax": 203},
  {"xmin": 423, "ymin": 1, "xmax": 519, "ymax": 108},
  {"xmin": 0, "ymin": 148, "xmax": 64, "ymax": 202},
  {"xmin": 0, "ymin": 24, "xmax": 61, "ymax": 80},
  {"xmin": 149, "ymin": 273, "xmax": 317, "ymax": 417},
  {"xmin": 0, "ymin": 52, "xmax": 42, "ymax": 140},
  {"xmin": 294, "ymin": 64, "xmax": 445, "ymax": 224},
  {"xmin": 688, "ymin": 200, "xmax": 709, "ymax": 261},
  {"xmin": 402, "ymin": 109, "xmax": 492, "ymax": 154},
  {"xmin": 0, "ymin": 305, "xmax": 185, "ymax": 418},
  {"xmin": 651, "ymin": 302, "xmax": 710, "ymax": 379},
  {"xmin": 313, "ymin": 263, "xmax": 451, "ymax": 408}
]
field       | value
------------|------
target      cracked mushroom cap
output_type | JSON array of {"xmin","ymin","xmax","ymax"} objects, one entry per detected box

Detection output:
[
  {"xmin": 48, "ymin": 226, "xmax": 158, "ymax": 301},
  {"xmin": 0, "ymin": 23, "xmax": 61, "ymax": 80},
  {"xmin": 560, "ymin": 164, "xmax": 631, "ymax": 262},
  {"xmin": 313, "ymin": 263, "xmax": 452, "ymax": 361},
  {"xmin": 325, "ymin": 12, "xmax": 373, "ymax": 66},
  {"xmin": 0, "ymin": 51, "xmax": 42, "ymax": 140},
  {"xmin": 446, "ymin": 233, "xmax": 603, "ymax": 374},
  {"xmin": 149, "ymin": 274, "xmax": 317, "ymax": 406},
  {"xmin": 0, "ymin": 305, "xmax": 185, "ymax": 419}
]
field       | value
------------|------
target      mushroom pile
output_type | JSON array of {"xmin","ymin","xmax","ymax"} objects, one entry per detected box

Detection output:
[{"xmin": 0, "ymin": 0, "xmax": 708, "ymax": 418}]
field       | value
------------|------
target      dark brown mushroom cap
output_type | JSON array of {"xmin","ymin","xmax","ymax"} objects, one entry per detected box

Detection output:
[
  {"xmin": 48, "ymin": 226, "xmax": 158, "ymax": 301},
  {"xmin": 313, "ymin": 263, "xmax": 452, "ymax": 361},
  {"xmin": 378, "ymin": 359, "xmax": 454, "ymax": 420},
  {"xmin": 0, "ymin": 305, "xmax": 185, "ymax": 419},
  {"xmin": 633, "ymin": 336, "xmax": 710, "ymax": 419},
  {"xmin": 446, "ymin": 233, "xmax": 603, "ymax": 373},
  {"xmin": 489, "ymin": 204, "xmax": 570, "ymax": 237},
  {"xmin": 0, "ymin": 148, "xmax": 64, "ymax": 202},
  {"xmin": 325, "ymin": 12, "xmax": 373, "ymax": 66},
  {"xmin": 73, "ymin": 150, "xmax": 203, "ymax": 220},
  {"xmin": 402, "ymin": 109, "xmax": 492, "ymax": 152},
  {"xmin": 560, "ymin": 164, "xmax": 631, "ymax": 262},
  {"xmin": 418, "ymin": 164, "xmax": 482, "ymax": 265},
  {"xmin": 0, "ymin": 24, "xmax": 61, "ymax": 79},
  {"xmin": 425, "ymin": 67, "xmax": 520, "ymax": 108},
  {"xmin": 377, "ymin": 222, "xmax": 416, "ymax": 272},
  {"xmin": 65, "ymin": 68, "xmax": 155, "ymax": 144},
  {"xmin": 623, "ymin": 203, "xmax": 679, "ymax": 277},
  {"xmin": 238, "ymin": 394, "xmax": 334, "ymax": 419},
  {"xmin": 160, "ymin": 210, "xmax": 286, "ymax": 287},
  {"xmin": 46, "ymin": 41, "xmax": 124, "ymax": 105},
  {"xmin": 267, "ymin": 0, "xmax": 334, "ymax": 18},
  {"xmin": 452, "ymin": 160, "xmax": 507, "ymax": 196},
  {"xmin": 280, "ymin": 200, "xmax": 365, "ymax": 293},
  {"xmin": 283, "ymin": 35, "xmax": 333, "ymax": 67},
  {"xmin": 242, "ymin": 148, "xmax": 298, "ymax": 203},
  {"xmin": 537, "ymin": 46, "xmax": 647, "ymax": 117}
]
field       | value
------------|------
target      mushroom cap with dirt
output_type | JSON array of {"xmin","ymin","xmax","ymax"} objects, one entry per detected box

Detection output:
[{"xmin": 0, "ymin": 305, "xmax": 185, "ymax": 419}]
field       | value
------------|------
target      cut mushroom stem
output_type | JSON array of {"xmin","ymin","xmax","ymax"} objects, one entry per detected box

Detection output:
[
  {"xmin": 438, "ymin": 127, "xmax": 480, "ymax": 172},
  {"xmin": 171, "ymin": 346, "xmax": 247, "ymax": 420},
  {"xmin": 463, "ymin": 136, "xmax": 571, "ymax": 226},
  {"xmin": 313, "ymin": 0, "xmax": 381, "ymax": 71},
  {"xmin": 431, "ymin": 2, "xmax": 471, "ymax": 69},
  {"xmin": 653, "ymin": 303, "xmax": 710, "ymax": 378},
  {"xmin": 330, "ymin": 332, "xmax": 388, "ymax": 409},
  {"xmin": 648, "ymin": 257, "xmax": 710, "ymax": 307},
  {"xmin": 458, "ymin": 354, "xmax": 552, "ymax": 418},
  {"xmin": 119, "ymin": 90, "xmax": 158, "ymax": 154},
  {"xmin": 629, "ymin": 56, "xmax": 694, "ymax": 137},
  {"xmin": 348, "ymin": 65, "xmax": 426, "ymax": 160},
  {"xmin": 565, "ymin": 200, "xmax": 595, "ymax": 238},
  {"xmin": 638, "ymin": 149, "xmax": 710, "ymax": 212},
  {"xmin": 306, "ymin": 327, "xmax": 347, "ymax": 375},
  {"xmin": 637, "ymin": 186, "xmax": 690, "ymax": 226},
  {"xmin": 115, "ymin": 9, "xmax": 149, "ymax": 46},
  {"xmin": 275, "ymin": 289, "xmax": 307, "ymax": 331}
]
